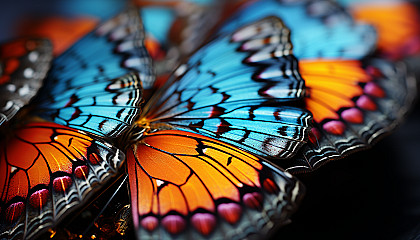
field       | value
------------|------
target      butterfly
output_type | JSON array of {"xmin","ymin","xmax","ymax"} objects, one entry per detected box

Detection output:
[
  {"xmin": 124, "ymin": 11, "xmax": 313, "ymax": 237},
  {"xmin": 0, "ymin": 38, "xmax": 53, "ymax": 127},
  {"xmin": 1, "ymin": 4, "xmax": 310, "ymax": 240},
  {"xmin": 337, "ymin": 0, "xmax": 420, "ymax": 60},
  {"xmin": 215, "ymin": 0, "xmax": 416, "ymax": 172},
  {"xmin": 0, "ymin": 8, "xmax": 152, "ymax": 239}
]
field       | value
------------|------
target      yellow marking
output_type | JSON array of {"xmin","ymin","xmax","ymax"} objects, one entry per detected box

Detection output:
[{"xmin": 48, "ymin": 229, "xmax": 56, "ymax": 238}]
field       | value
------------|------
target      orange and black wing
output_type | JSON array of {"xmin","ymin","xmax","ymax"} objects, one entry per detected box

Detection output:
[
  {"xmin": 0, "ymin": 122, "xmax": 124, "ymax": 239},
  {"xmin": 348, "ymin": 1, "xmax": 420, "ymax": 60},
  {"xmin": 280, "ymin": 58, "xmax": 416, "ymax": 172},
  {"xmin": 127, "ymin": 130, "xmax": 303, "ymax": 239}
]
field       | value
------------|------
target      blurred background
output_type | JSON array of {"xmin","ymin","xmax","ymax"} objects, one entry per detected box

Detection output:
[{"xmin": 1, "ymin": 0, "xmax": 420, "ymax": 239}]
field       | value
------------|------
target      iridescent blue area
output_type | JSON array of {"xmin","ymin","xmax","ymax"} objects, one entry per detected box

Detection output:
[
  {"xmin": 35, "ymin": 10, "xmax": 152, "ymax": 138},
  {"xmin": 146, "ymin": 17, "xmax": 312, "ymax": 158},
  {"xmin": 218, "ymin": 0, "xmax": 376, "ymax": 60}
]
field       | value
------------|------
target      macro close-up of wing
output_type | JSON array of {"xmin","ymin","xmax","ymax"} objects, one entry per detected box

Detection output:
[
  {"xmin": 1, "ymin": 0, "xmax": 420, "ymax": 239},
  {"xmin": 128, "ymin": 130, "xmax": 303, "ymax": 239}
]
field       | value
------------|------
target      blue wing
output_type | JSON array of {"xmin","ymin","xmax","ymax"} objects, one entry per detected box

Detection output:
[
  {"xmin": 142, "ymin": 17, "xmax": 312, "ymax": 159},
  {"xmin": 35, "ymin": 9, "xmax": 153, "ymax": 138},
  {"xmin": 218, "ymin": 0, "xmax": 377, "ymax": 60}
]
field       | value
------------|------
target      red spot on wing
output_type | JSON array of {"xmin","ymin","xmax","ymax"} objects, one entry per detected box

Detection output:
[
  {"xmin": 5, "ymin": 202, "xmax": 24, "ymax": 223},
  {"xmin": 191, "ymin": 213, "xmax": 216, "ymax": 236},
  {"xmin": 364, "ymin": 82, "xmax": 385, "ymax": 98},
  {"xmin": 4, "ymin": 59, "xmax": 20, "ymax": 76},
  {"xmin": 141, "ymin": 216, "xmax": 159, "ymax": 232},
  {"xmin": 29, "ymin": 189, "xmax": 49, "ymax": 209},
  {"xmin": 64, "ymin": 94, "xmax": 79, "ymax": 107},
  {"xmin": 53, "ymin": 176, "xmax": 73, "ymax": 192},
  {"xmin": 308, "ymin": 127, "xmax": 322, "ymax": 145},
  {"xmin": 218, "ymin": 203, "xmax": 242, "ymax": 224},
  {"xmin": 243, "ymin": 192, "xmax": 263, "ymax": 210},
  {"xmin": 323, "ymin": 121, "xmax": 346, "ymax": 135},
  {"xmin": 74, "ymin": 165, "xmax": 89, "ymax": 179},
  {"xmin": 341, "ymin": 108, "xmax": 363, "ymax": 124},
  {"xmin": 162, "ymin": 215, "xmax": 186, "ymax": 235},
  {"xmin": 70, "ymin": 108, "xmax": 82, "ymax": 121},
  {"xmin": 263, "ymin": 178, "xmax": 280, "ymax": 194},
  {"xmin": 357, "ymin": 95, "xmax": 377, "ymax": 111},
  {"xmin": 210, "ymin": 106, "xmax": 226, "ymax": 118},
  {"xmin": 89, "ymin": 153, "xmax": 101, "ymax": 165}
]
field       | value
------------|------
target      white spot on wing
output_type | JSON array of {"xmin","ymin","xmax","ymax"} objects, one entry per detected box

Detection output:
[
  {"xmin": 28, "ymin": 51, "xmax": 39, "ymax": 62},
  {"xmin": 6, "ymin": 84, "xmax": 16, "ymax": 92},
  {"xmin": 156, "ymin": 179, "xmax": 164, "ymax": 187},
  {"xmin": 23, "ymin": 68, "xmax": 34, "ymax": 78},
  {"xmin": 2, "ymin": 101, "xmax": 13, "ymax": 111},
  {"xmin": 18, "ymin": 84, "xmax": 30, "ymax": 96}
]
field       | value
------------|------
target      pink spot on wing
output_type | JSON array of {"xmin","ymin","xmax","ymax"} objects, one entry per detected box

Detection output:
[
  {"xmin": 243, "ymin": 192, "xmax": 263, "ymax": 210},
  {"xmin": 357, "ymin": 95, "xmax": 377, "ymax": 111},
  {"xmin": 29, "ymin": 189, "xmax": 49, "ymax": 209},
  {"xmin": 74, "ymin": 165, "xmax": 89, "ymax": 179},
  {"xmin": 162, "ymin": 215, "xmax": 186, "ymax": 235},
  {"xmin": 191, "ymin": 213, "xmax": 216, "ymax": 236},
  {"xmin": 218, "ymin": 203, "xmax": 242, "ymax": 225},
  {"xmin": 323, "ymin": 120, "xmax": 346, "ymax": 135},
  {"xmin": 53, "ymin": 176, "xmax": 72, "ymax": 192},
  {"xmin": 5, "ymin": 202, "xmax": 24, "ymax": 223},
  {"xmin": 341, "ymin": 108, "xmax": 364, "ymax": 124},
  {"xmin": 365, "ymin": 66, "xmax": 383, "ymax": 78},
  {"xmin": 141, "ymin": 216, "xmax": 158, "ymax": 232},
  {"xmin": 364, "ymin": 82, "xmax": 385, "ymax": 98}
]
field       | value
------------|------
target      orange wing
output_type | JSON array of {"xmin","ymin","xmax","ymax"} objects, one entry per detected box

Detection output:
[
  {"xmin": 127, "ymin": 130, "xmax": 303, "ymax": 239},
  {"xmin": 300, "ymin": 59, "xmax": 373, "ymax": 130},
  {"xmin": 280, "ymin": 58, "xmax": 415, "ymax": 172},
  {"xmin": 18, "ymin": 16, "xmax": 98, "ymax": 56},
  {"xmin": 350, "ymin": 2, "xmax": 420, "ymax": 60},
  {"xmin": 0, "ymin": 122, "xmax": 124, "ymax": 239}
]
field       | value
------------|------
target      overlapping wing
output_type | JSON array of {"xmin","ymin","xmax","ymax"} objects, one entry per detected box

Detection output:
[{"xmin": 141, "ymin": 16, "xmax": 311, "ymax": 159}]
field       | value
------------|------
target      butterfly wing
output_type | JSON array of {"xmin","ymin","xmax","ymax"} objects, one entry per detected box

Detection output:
[
  {"xmin": 0, "ymin": 38, "xmax": 53, "ymax": 126},
  {"xmin": 18, "ymin": 16, "xmax": 99, "ymax": 56},
  {"xmin": 218, "ymin": 0, "xmax": 376, "ymax": 60},
  {"xmin": 142, "ymin": 16, "xmax": 311, "ymax": 159},
  {"xmin": 0, "ymin": 122, "xmax": 125, "ymax": 239},
  {"xmin": 35, "ymin": 8, "xmax": 153, "ymax": 138},
  {"xmin": 342, "ymin": 0, "xmax": 420, "ymax": 60},
  {"xmin": 280, "ymin": 58, "xmax": 417, "ymax": 172},
  {"xmin": 127, "ymin": 130, "xmax": 303, "ymax": 239}
]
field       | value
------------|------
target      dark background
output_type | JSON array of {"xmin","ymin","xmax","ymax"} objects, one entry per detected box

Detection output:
[{"xmin": 1, "ymin": 1, "xmax": 420, "ymax": 239}]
